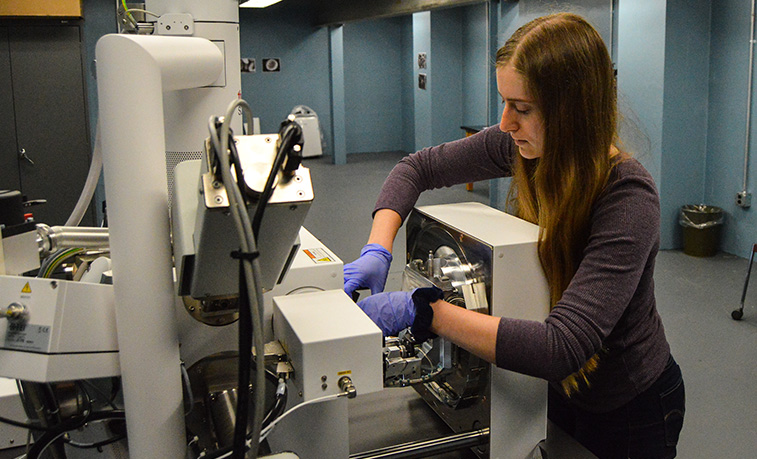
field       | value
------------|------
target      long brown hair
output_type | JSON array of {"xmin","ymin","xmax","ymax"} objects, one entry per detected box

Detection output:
[
  {"xmin": 497, "ymin": 14, "xmax": 618, "ymax": 394},
  {"xmin": 498, "ymin": 13, "xmax": 616, "ymax": 306}
]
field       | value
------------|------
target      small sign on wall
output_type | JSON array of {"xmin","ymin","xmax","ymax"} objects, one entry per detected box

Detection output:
[
  {"xmin": 263, "ymin": 58, "xmax": 281, "ymax": 72},
  {"xmin": 241, "ymin": 58, "xmax": 256, "ymax": 73},
  {"xmin": 418, "ymin": 73, "xmax": 427, "ymax": 90},
  {"xmin": 418, "ymin": 52, "xmax": 427, "ymax": 69}
]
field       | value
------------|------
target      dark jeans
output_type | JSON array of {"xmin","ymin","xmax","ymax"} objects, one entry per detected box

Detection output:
[{"xmin": 548, "ymin": 355, "xmax": 685, "ymax": 459}]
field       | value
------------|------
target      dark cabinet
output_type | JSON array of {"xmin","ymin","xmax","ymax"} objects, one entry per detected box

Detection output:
[{"xmin": 0, "ymin": 24, "xmax": 94, "ymax": 227}]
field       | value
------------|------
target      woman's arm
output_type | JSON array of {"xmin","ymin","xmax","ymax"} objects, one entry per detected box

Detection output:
[
  {"xmin": 367, "ymin": 209, "xmax": 402, "ymax": 253},
  {"xmin": 430, "ymin": 300, "xmax": 500, "ymax": 363},
  {"xmin": 374, "ymin": 126, "xmax": 514, "ymax": 223}
]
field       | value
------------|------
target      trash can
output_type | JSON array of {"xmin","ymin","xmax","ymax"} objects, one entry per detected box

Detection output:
[{"xmin": 679, "ymin": 205, "xmax": 724, "ymax": 257}]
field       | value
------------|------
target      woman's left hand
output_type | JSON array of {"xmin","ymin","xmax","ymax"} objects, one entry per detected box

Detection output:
[{"xmin": 357, "ymin": 291, "xmax": 415, "ymax": 337}]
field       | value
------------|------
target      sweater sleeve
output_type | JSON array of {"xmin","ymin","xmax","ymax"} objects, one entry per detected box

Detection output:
[
  {"xmin": 494, "ymin": 160, "xmax": 661, "ymax": 381},
  {"xmin": 373, "ymin": 125, "xmax": 515, "ymax": 222}
]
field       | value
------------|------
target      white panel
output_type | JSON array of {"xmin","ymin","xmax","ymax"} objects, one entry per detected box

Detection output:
[
  {"xmin": 415, "ymin": 202, "xmax": 550, "ymax": 458},
  {"xmin": 273, "ymin": 290, "xmax": 383, "ymax": 402}
]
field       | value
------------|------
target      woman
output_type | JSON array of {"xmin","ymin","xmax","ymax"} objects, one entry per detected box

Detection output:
[{"xmin": 344, "ymin": 13, "xmax": 685, "ymax": 459}]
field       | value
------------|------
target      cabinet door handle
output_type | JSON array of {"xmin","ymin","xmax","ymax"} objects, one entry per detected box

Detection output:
[{"xmin": 19, "ymin": 149, "xmax": 35, "ymax": 166}]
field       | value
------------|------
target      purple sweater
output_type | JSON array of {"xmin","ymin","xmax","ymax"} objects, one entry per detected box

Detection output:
[{"xmin": 375, "ymin": 126, "xmax": 671, "ymax": 412}]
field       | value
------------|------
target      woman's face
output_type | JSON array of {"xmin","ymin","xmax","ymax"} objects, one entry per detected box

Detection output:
[{"xmin": 497, "ymin": 65, "xmax": 545, "ymax": 159}]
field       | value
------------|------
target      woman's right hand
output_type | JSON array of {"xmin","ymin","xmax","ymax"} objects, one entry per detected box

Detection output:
[{"xmin": 343, "ymin": 243, "xmax": 392, "ymax": 297}]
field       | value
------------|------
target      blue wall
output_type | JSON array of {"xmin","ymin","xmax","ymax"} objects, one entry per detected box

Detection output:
[
  {"xmin": 707, "ymin": 0, "xmax": 757, "ymax": 256},
  {"xmin": 430, "ymin": 8, "xmax": 464, "ymax": 146},
  {"xmin": 239, "ymin": 8, "xmax": 332, "ymax": 147},
  {"xmin": 413, "ymin": 11, "xmax": 433, "ymax": 150},
  {"xmin": 401, "ymin": 18, "xmax": 416, "ymax": 153},
  {"xmin": 329, "ymin": 26, "xmax": 347, "ymax": 165},
  {"xmin": 343, "ymin": 18, "xmax": 405, "ymax": 154},
  {"xmin": 462, "ymin": 3, "xmax": 489, "ymax": 127},
  {"xmin": 615, "ymin": 0, "xmax": 666, "ymax": 210},
  {"xmin": 661, "ymin": 0, "xmax": 711, "ymax": 249},
  {"xmin": 80, "ymin": 0, "xmax": 757, "ymax": 257}
]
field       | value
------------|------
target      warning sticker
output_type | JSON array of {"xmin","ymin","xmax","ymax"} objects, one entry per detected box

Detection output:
[
  {"xmin": 21, "ymin": 283, "xmax": 31, "ymax": 294},
  {"xmin": 303, "ymin": 248, "xmax": 334, "ymax": 264},
  {"xmin": 4, "ymin": 323, "xmax": 51, "ymax": 352}
]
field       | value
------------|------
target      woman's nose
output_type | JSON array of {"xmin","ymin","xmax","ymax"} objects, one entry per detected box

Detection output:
[{"xmin": 499, "ymin": 107, "xmax": 517, "ymax": 133}]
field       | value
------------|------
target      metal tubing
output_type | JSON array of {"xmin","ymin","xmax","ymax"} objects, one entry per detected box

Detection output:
[
  {"xmin": 744, "ymin": 0, "xmax": 757, "ymax": 191},
  {"xmin": 740, "ymin": 244, "xmax": 757, "ymax": 308},
  {"xmin": 37, "ymin": 225, "xmax": 110, "ymax": 254},
  {"xmin": 349, "ymin": 428, "xmax": 489, "ymax": 459}
]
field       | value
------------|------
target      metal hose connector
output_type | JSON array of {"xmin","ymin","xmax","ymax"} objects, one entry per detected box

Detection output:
[{"xmin": 36, "ymin": 224, "xmax": 110, "ymax": 257}]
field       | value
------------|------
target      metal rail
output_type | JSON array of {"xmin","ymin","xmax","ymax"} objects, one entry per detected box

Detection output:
[{"xmin": 350, "ymin": 427, "xmax": 489, "ymax": 459}]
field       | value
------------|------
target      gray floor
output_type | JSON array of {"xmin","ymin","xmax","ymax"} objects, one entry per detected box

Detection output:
[{"xmin": 301, "ymin": 152, "xmax": 757, "ymax": 458}]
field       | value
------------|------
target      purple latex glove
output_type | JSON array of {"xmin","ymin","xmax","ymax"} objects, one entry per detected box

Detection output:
[
  {"xmin": 343, "ymin": 243, "xmax": 392, "ymax": 297},
  {"xmin": 357, "ymin": 290, "xmax": 415, "ymax": 337},
  {"xmin": 357, "ymin": 286, "xmax": 444, "ymax": 339}
]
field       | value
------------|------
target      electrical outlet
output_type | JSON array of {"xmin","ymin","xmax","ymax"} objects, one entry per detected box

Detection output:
[{"xmin": 736, "ymin": 191, "xmax": 752, "ymax": 208}]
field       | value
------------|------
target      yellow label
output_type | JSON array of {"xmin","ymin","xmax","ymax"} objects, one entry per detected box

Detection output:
[
  {"xmin": 303, "ymin": 248, "xmax": 334, "ymax": 264},
  {"xmin": 337, "ymin": 370, "xmax": 352, "ymax": 376},
  {"xmin": 21, "ymin": 282, "xmax": 31, "ymax": 294}
]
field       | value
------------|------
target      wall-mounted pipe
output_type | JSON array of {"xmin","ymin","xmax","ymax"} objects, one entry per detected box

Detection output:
[{"xmin": 744, "ymin": 0, "xmax": 757, "ymax": 192}]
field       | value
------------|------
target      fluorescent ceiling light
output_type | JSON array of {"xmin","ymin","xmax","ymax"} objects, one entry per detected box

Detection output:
[{"xmin": 240, "ymin": 0, "xmax": 283, "ymax": 7}]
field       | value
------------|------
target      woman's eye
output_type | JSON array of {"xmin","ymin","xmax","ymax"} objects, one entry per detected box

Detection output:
[{"xmin": 502, "ymin": 100, "xmax": 531, "ymax": 115}]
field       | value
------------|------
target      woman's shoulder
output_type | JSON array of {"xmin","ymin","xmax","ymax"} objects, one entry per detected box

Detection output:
[
  {"xmin": 611, "ymin": 157, "xmax": 657, "ymax": 189},
  {"xmin": 598, "ymin": 156, "xmax": 660, "ymax": 216}
]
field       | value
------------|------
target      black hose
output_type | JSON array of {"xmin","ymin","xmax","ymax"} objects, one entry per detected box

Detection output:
[
  {"xmin": 250, "ymin": 121, "xmax": 303, "ymax": 240},
  {"xmin": 232, "ymin": 257, "xmax": 253, "ymax": 458},
  {"xmin": 26, "ymin": 410, "xmax": 126, "ymax": 459}
]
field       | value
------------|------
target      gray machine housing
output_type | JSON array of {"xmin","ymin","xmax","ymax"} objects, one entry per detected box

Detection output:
[
  {"xmin": 172, "ymin": 133, "xmax": 314, "ymax": 300},
  {"xmin": 404, "ymin": 202, "xmax": 551, "ymax": 458}
]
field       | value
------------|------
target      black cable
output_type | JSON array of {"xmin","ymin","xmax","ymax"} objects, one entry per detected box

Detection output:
[
  {"xmin": 228, "ymin": 132, "xmax": 252, "ymax": 201},
  {"xmin": 250, "ymin": 121, "xmax": 303, "ymax": 240},
  {"xmin": 26, "ymin": 410, "xmax": 126, "ymax": 459},
  {"xmin": 65, "ymin": 432, "xmax": 126, "ymax": 449},
  {"xmin": 208, "ymin": 116, "xmax": 255, "ymax": 459},
  {"xmin": 0, "ymin": 413, "xmax": 66, "ymax": 432},
  {"xmin": 232, "ymin": 255, "xmax": 253, "ymax": 459}
]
